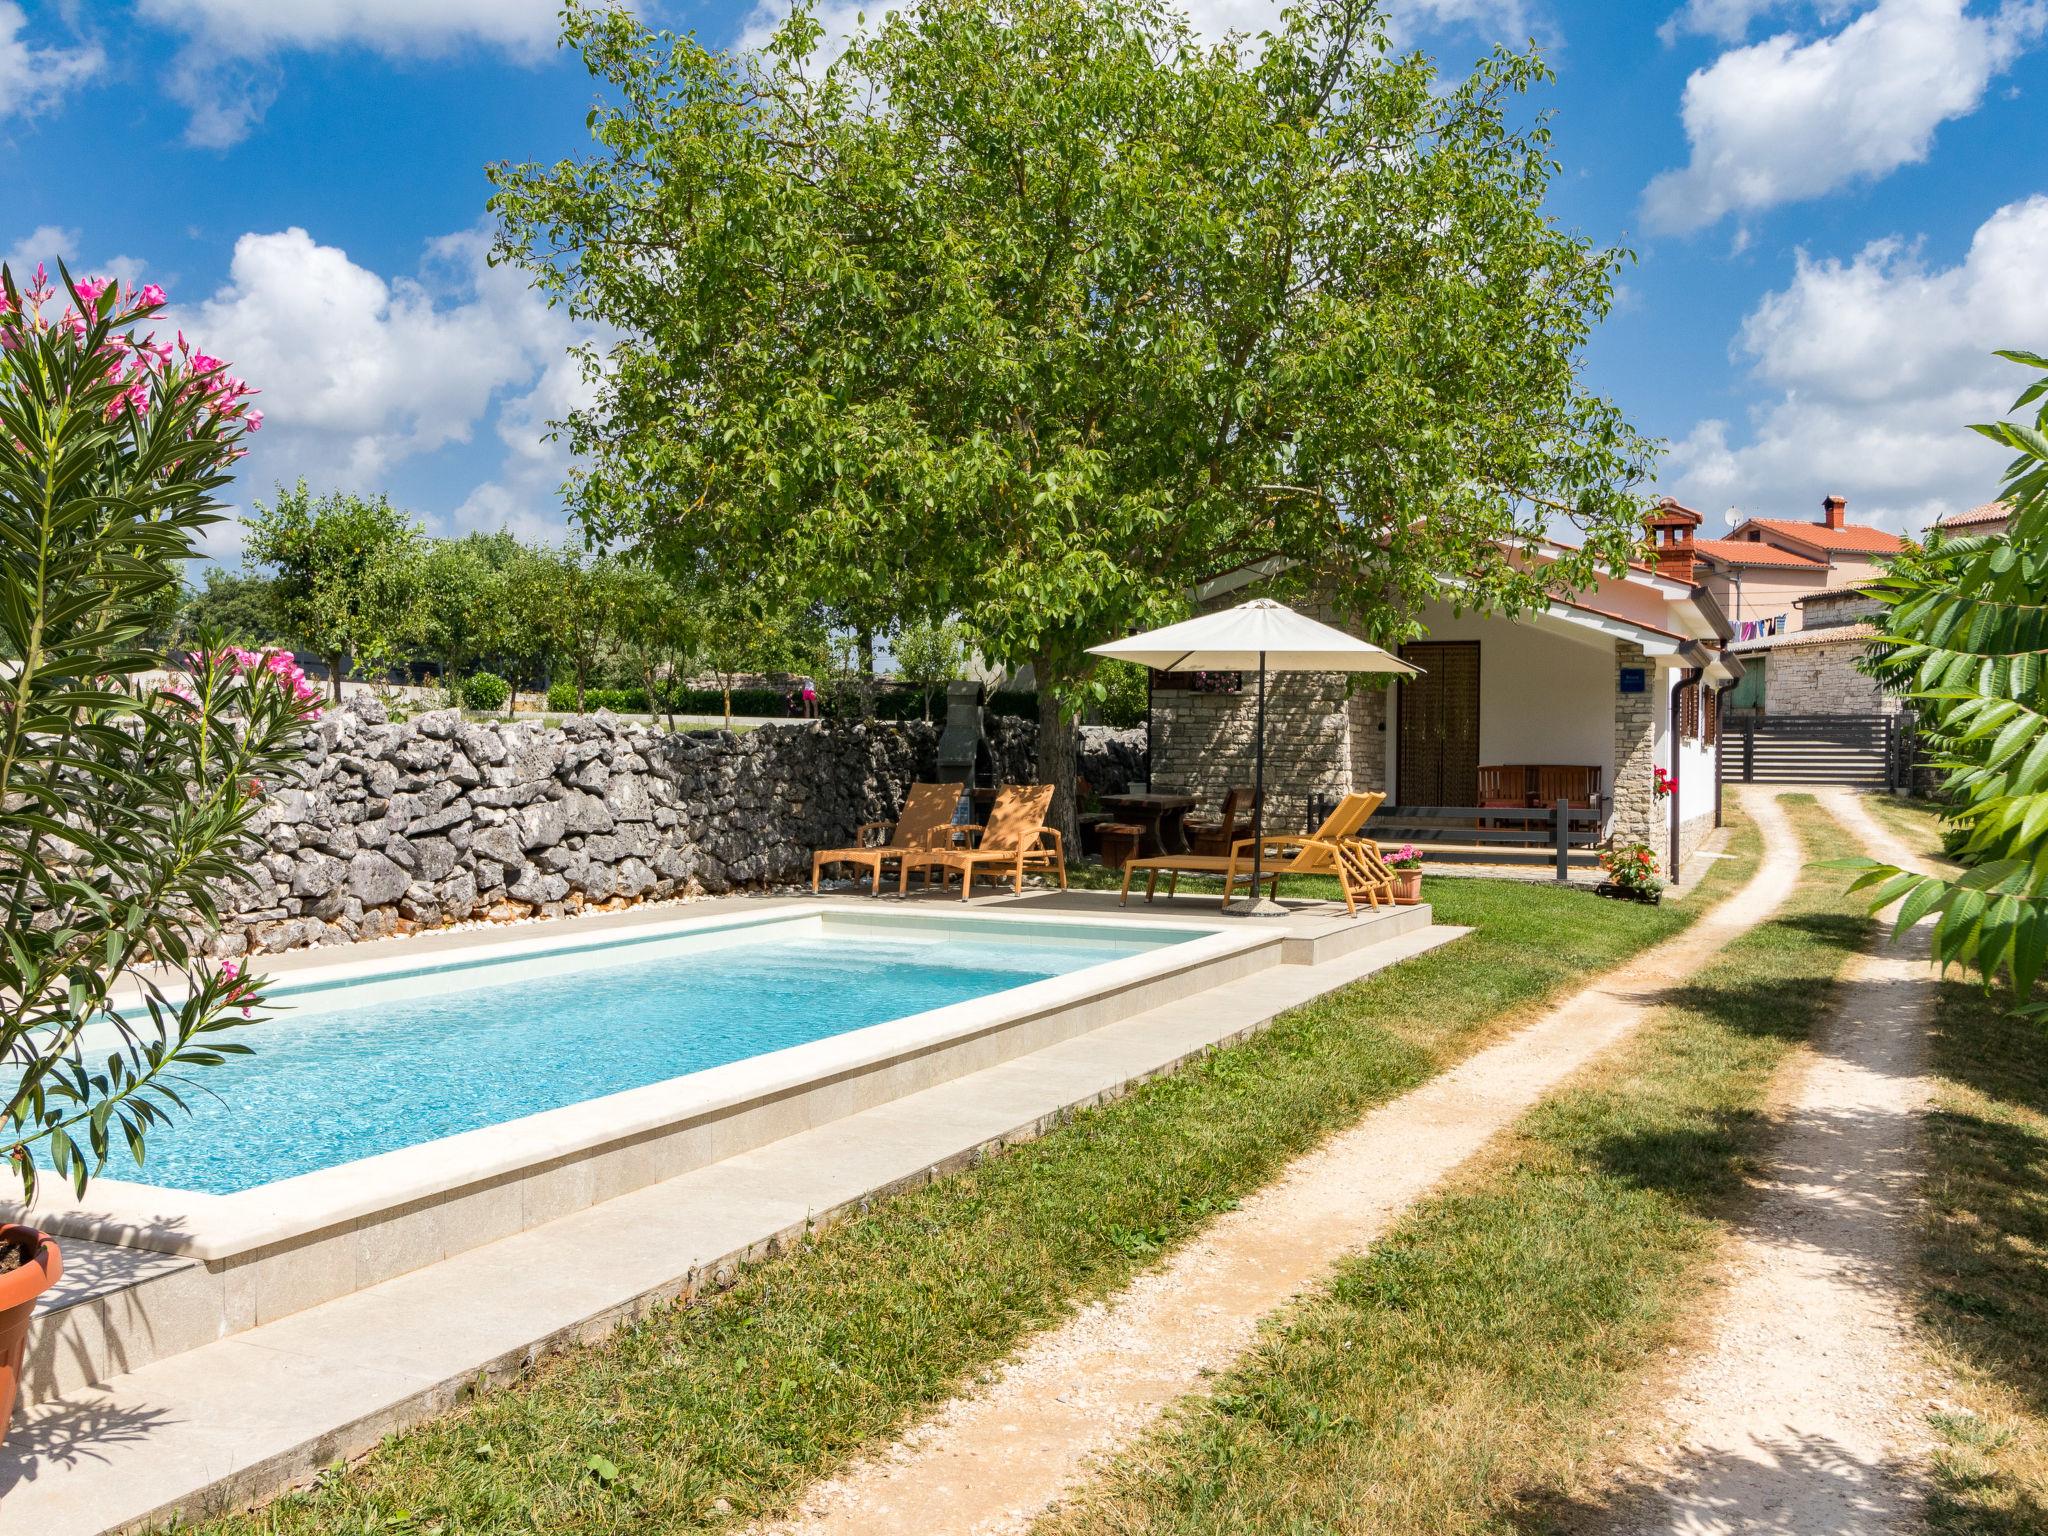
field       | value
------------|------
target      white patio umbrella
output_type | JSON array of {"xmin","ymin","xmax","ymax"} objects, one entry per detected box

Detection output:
[{"xmin": 1089, "ymin": 598, "xmax": 1419, "ymax": 916}]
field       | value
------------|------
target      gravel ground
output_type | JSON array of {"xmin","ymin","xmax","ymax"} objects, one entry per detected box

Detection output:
[
  {"xmin": 1600, "ymin": 788, "xmax": 1938, "ymax": 1536},
  {"xmin": 748, "ymin": 792, "xmax": 1807, "ymax": 1536}
]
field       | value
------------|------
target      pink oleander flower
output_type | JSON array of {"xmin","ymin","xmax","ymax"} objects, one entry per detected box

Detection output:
[
  {"xmin": 159, "ymin": 677, "xmax": 198, "ymax": 708},
  {"xmin": 136, "ymin": 284, "xmax": 166, "ymax": 309},
  {"xmin": 74, "ymin": 277, "xmax": 108, "ymax": 308},
  {"xmin": 243, "ymin": 408, "xmax": 263, "ymax": 432}
]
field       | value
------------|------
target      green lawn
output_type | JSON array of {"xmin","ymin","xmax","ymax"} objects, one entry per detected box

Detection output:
[
  {"xmin": 1868, "ymin": 797, "xmax": 2048, "ymax": 1535},
  {"xmin": 1040, "ymin": 796, "xmax": 1866, "ymax": 1536},
  {"xmin": 198, "ymin": 837, "xmax": 1751, "ymax": 1535}
]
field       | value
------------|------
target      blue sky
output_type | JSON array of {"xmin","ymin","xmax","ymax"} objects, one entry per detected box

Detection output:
[{"xmin": 3, "ymin": 0, "xmax": 2043, "ymax": 561}]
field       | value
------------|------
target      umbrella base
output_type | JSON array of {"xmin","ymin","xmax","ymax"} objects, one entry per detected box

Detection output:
[{"xmin": 1221, "ymin": 896, "xmax": 1291, "ymax": 919}]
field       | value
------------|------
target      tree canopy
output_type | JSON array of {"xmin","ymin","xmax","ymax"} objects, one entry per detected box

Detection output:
[
  {"xmin": 242, "ymin": 481, "xmax": 424, "ymax": 700},
  {"xmin": 491, "ymin": 0, "xmax": 1654, "ymax": 823}
]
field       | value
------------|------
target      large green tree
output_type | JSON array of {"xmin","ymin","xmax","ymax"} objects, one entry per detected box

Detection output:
[
  {"xmin": 243, "ymin": 482, "xmax": 425, "ymax": 700},
  {"xmin": 490, "ymin": 0, "xmax": 1653, "ymax": 830}
]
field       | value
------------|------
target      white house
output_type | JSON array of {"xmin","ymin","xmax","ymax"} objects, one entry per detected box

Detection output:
[{"xmin": 1145, "ymin": 509, "xmax": 1740, "ymax": 878}]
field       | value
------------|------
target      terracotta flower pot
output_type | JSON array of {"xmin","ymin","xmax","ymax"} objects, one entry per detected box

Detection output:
[
  {"xmin": 0, "ymin": 1224, "xmax": 61, "ymax": 1441},
  {"xmin": 1391, "ymin": 868, "xmax": 1423, "ymax": 905}
]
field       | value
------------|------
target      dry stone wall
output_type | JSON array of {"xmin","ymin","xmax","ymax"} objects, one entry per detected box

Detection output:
[{"xmin": 218, "ymin": 701, "xmax": 1132, "ymax": 957}]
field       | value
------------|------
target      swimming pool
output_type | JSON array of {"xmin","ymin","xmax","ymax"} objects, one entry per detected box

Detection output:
[{"xmin": 107, "ymin": 916, "xmax": 1189, "ymax": 1195}]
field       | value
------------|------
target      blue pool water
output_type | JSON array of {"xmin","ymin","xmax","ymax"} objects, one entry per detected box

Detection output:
[{"xmin": 103, "ymin": 921, "xmax": 1179, "ymax": 1195}]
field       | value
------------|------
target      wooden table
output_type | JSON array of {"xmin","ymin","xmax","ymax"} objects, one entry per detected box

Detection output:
[{"xmin": 1099, "ymin": 792, "xmax": 1198, "ymax": 858}]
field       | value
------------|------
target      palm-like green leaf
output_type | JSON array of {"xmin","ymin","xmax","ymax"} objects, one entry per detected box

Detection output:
[{"xmin": 1852, "ymin": 353, "xmax": 2048, "ymax": 1009}]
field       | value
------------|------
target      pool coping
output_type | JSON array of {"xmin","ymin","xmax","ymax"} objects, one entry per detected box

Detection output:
[{"xmin": 7, "ymin": 902, "xmax": 1276, "ymax": 1270}]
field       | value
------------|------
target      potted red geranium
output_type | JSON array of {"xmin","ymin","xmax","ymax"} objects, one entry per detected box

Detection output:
[
  {"xmin": 1597, "ymin": 841, "xmax": 1664, "ymax": 904},
  {"xmin": 0, "ymin": 267, "xmax": 310, "ymax": 1437}
]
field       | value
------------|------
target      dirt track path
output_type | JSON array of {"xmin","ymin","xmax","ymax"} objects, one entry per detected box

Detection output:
[
  {"xmin": 753, "ymin": 794, "xmax": 1806, "ymax": 1536},
  {"xmin": 1604, "ymin": 788, "xmax": 1937, "ymax": 1535}
]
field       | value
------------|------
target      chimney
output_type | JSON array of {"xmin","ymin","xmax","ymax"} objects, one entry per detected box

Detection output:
[
  {"xmin": 1644, "ymin": 496, "xmax": 1700, "ymax": 584},
  {"xmin": 1822, "ymin": 494, "xmax": 1847, "ymax": 530}
]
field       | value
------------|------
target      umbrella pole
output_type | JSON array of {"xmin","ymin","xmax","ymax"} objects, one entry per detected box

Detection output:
[{"xmin": 1250, "ymin": 651, "xmax": 1266, "ymax": 906}]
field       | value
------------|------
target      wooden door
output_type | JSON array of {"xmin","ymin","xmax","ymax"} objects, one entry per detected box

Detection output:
[{"xmin": 1397, "ymin": 642, "xmax": 1481, "ymax": 805}]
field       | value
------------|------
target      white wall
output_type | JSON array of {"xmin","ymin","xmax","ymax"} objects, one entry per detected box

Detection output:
[{"xmin": 1398, "ymin": 602, "xmax": 1617, "ymax": 808}]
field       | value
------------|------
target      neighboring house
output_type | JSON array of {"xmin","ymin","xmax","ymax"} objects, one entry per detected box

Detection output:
[
  {"xmin": 1724, "ymin": 584, "xmax": 1897, "ymax": 719},
  {"xmin": 1683, "ymin": 493, "xmax": 1905, "ymax": 647},
  {"xmin": 1148, "ymin": 520, "xmax": 1740, "ymax": 878},
  {"xmin": 1931, "ymin": 500, "xmax": 2012, "ymax": 538}
]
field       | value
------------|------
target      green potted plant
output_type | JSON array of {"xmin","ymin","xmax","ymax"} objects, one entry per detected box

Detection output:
[
  {"xmin": 1387, "ymin": 844, "xmax": 1424, "ymax": 905},
  {"xmin": 0, "ymin": 266, "xmax": 310, "ymax": 1437},
  {"xmin": 1597, "ymin": 841, "xmax": 1664, "ymax": 905}
]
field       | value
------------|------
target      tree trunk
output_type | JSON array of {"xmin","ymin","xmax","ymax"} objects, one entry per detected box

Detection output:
[
  {"xmin": 1036, "ymin": 676, "xmax": 1079, "ymax": 846},
  {"xmin": 858, "ymin": 628, "xmax": 876, "ymax": 675},
  {"xmin": 327, "ymin": 653, "xmax": 343, "ymax": 704}
]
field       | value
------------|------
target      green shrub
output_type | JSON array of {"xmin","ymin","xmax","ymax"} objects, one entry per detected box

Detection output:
[
  {"xmin": 462, "ymin": 671, "xmax": 510, "ymax": 712},
  {"xmin": 1094, "ymin": 660, "xmax": 1149, "ymax": 728}
]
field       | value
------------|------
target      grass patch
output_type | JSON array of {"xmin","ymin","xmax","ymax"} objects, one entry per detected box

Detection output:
[
  {"xmin": 1038, "ymin": 796, "xmax": 1865, "ymax": 1536},
  {"xmin": 198, "ymin": 838, "xmax": 1753, "ymax": 1534},
  {"xmin": 1863, "ymin": 798, "xmax": 2048, "ymax": 1534}
]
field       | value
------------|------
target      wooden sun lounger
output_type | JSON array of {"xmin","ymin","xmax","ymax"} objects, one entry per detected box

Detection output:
[
  {"xmin": 1119, "ymin": 790, "xmax": 1394, "ymax": 915},
  {"xmin": 811, "ymin": 781, "xmax": 965, "ymax": 895},
  {"xmin": 897, "ymin": 783, "xmax": 1068, "ymax": 899}
]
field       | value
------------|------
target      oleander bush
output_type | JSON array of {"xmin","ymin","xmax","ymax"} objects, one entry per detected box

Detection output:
[{"xmin": 0, "ymin": 265, "xmax": 315, "ymax": 1199}]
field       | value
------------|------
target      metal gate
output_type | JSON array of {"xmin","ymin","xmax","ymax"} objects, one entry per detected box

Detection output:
[{"xmin": 1722, "ymin": 713, "xmax": 1903, "ymax": 790}]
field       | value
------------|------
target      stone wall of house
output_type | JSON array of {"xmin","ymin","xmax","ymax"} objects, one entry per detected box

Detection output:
[
  {"xmin": 1677, "ymin": 807, "xmax": 1717, "ymax": 871},
  {"xmin": 214, "ymin": 701, "xmax": 1126, "ymax": 956},
  {"xmin": 1150, "ymin": 676, "xmax": 1385, "ymax": 827},
  {"xmin": 1611, "ymin": 641, "xmax": 1659, "ymax": 849},
  {"xmin": 1757, "ymin": 640, "xmax": 1899, "ymax": 717}
]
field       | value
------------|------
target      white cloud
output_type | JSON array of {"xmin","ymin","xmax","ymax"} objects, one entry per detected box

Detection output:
[
  {"xmin": 137, "ymin": 0, "xmax": 559, "ymax": 57},
  {"xmin": 0, "ymin": 2, "xmax": 101, "ymax": 121},
  {"xmin": 740, "ymin": 0, "xmax": 1533, "ymax": 59},
  {"xmin": 2, "ymin": 224, "xmax": 147, "ymax": 297},
  {"xmin": 139, "ymin": 0, "xmax": 560, "ymax": 146},
  {"xmin": 1663, "ymin": 195, "xmax": 2048, "ymax": 531},
  {"xmin": 1643, "ymin": 0, "xmax": 2045, "ymax": 235},
  {"xmin": 168, "ymin": 226, "xmax": 595, "ymax": 540}
]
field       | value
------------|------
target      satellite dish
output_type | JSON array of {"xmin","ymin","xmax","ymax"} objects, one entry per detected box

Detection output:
[{"xmin": 1725, "ymin": 506, "xmax": 1741, "ymax": 525}]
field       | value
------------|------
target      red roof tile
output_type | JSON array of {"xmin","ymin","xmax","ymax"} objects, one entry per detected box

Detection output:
[
  {"xmin": 1693, "ymin": 538, "xmax": 1828, "ymax": 570},
  {"xmin": 1938, "ymin": 501, "xmax": 2011, "ymax": 528},
  {"xmin": 1740, "ymin": 517, "xmax": 1905, "ymax": 554}
]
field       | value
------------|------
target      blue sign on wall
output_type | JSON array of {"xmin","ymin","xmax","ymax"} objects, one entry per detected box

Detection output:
[{"xmin": 1619, "ymin": 667, "xmax": 1647, "ymax": 694}]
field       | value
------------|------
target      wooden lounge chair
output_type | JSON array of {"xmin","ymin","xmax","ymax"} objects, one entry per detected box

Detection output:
[
  {"xmin": 811, "ymin": 781, "xmax": 965, "ymax": 895},
  {"xmin": 899, "ymin": 783, "xmax": 1068, "ymax": 900},
  {"xmin": 1119, "ymin": 791, "xmax": 1393, "ymax": 915}
]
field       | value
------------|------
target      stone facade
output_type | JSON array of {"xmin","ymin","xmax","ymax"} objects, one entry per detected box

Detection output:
[
  {"xmin": 212, "ymin": 700, "xmax": 1138, "ymax": 957},
  {"xmin": 1150, "ymin": 675, "xmax": 1392, "ymax": 827},
  {"xmin": 1751, "ymin": 639, "xmax": 1898, "ymax": 717},
  {"xmin": 1610, "ymin": 641, "xmax": 1659, "ymax": 849}
]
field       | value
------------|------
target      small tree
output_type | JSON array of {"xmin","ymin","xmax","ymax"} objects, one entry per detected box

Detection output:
[
  {"xmin": 612, "ymin": 560, "xmax": 703, "ymax": 729},
  {"xmin": 410, "ymin": 531, "xmax": 521, "ymax": 686},
  {"xmin": 1, "ymin": 266, "xmax": 317, "ymax": 1198},
  {"xmin": 893, "ymin": 616, "xmax": 967, "ymax": 720},
  {"xmin": 177, "ymin": 568, "xmax": 285, "ymax": 648},
  {"xmin": 243, "ymin": 482, "xmax": 424, "ymax": 701},
  {"xmin": 1847, "ymin": 350, "xmax": 2048, "ymax": 1011}
]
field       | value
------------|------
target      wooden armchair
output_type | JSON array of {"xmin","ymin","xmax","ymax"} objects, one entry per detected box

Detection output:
[{"xmin": 1185, "ymin": 785, "xmax": 1256, "ymax": 857}]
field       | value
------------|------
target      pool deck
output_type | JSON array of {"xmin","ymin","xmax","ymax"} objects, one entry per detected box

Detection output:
[{"xmin": 0, "ymin": 890, "xmax": 1461, "ymax": 1534}]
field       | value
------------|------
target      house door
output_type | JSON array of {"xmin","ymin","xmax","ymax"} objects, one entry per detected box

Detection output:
[{"xmin": 1397, "ymin": 642, "xmax": 1481, "ymax": 805}]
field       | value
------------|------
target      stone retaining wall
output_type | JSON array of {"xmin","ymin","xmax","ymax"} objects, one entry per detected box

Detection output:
[{"xmin": 219, "ymin": 702, "xmax": 1141, "ymax": 956}]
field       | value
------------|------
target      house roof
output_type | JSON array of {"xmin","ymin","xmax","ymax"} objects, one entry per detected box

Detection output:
[
  {"xmin": 1938, "ymin": 501, "xmax": 2012, "ymax": 528},
  {"xmin": 1795, "ymin": 582, "xmax": 1881, "ymax": 607},
  {"xmin": 1728, "ymin": 622, "xmax": 1878, "ymax": 655},
  {"xmin": 1737, "ymin": 517, "xmax": 1906, "ymax": 555},
  {"xmin": 1693, "ymin": 537, "xmax": 1828, "ymax": 570}
]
